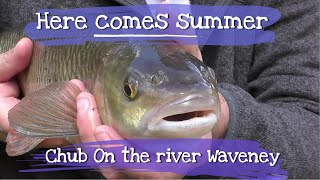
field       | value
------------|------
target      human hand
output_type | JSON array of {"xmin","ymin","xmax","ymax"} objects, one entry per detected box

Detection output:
[
  {"xmin": 0, "ymin": 38, "xmax": 73, "ymax": 149},
  {"xmin": 0, "ymin": 38, "xmax": 33, "ymax": 142},
  {"xmin": 75, "ymin": 87, "xmax": 183, "ymax": 179}
]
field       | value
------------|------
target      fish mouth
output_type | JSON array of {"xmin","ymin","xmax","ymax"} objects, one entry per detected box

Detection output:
[
  {"xmin": 144, "ymin": 94, "xmax": 220, "ymax": 138},
  {"xmin": 163, "ymin": 110, "xmax": 214, "ymax": 122}
]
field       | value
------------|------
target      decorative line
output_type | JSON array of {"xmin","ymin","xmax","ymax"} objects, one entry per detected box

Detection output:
[{"xmin": 94, "ymin": 34, "xmax": 197, "ymax": 38}]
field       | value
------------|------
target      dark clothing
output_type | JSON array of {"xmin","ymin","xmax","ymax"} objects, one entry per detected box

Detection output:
[
  {"xmin": 0, "ymin": 0, "xmax": 318, "ymax": 179},
  {"xmin": 202, "ymin": 0, "xmax": 319, "ymax": 179}
]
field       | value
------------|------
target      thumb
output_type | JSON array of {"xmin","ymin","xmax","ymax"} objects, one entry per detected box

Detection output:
[
  {"xmin": 0, "ymin": 38, "xmax": 33, "ymax": 83},
  {"xmin": 76, "ymin": 92, "xmax": 102, "ymax": 143}
]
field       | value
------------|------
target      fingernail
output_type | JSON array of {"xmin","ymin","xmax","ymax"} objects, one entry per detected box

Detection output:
[
  {"xmin": 95, "ymin": 126, "xmax": 111, "ymax": 141},
  {"xmin": 95, "ymin": 131, "xmax": 110, "ymax": 142},
  {"xmin": 15, "ymin": 39, "xmax": 25, "ymax": 51},
  {"xmin": 77, "ymin": 97, "xmax": 90, "ymax": 114}
]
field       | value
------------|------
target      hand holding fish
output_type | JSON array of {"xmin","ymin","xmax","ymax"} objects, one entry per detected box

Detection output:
[
  {"xmin": 72, "ymin": 47, "xmax": 229, "ymax": 179},
  {"xmin": 75, "ymin": 88, "xmax": 183, "ymax": 179},
  {"xmin": 0, "ymin": 38, "xmax": 33, "ymax": 142},
  {"xmin": 0, "ymin": 38, "xmax": 72, "ymax": 148},
  {"xmin": 75, "ymin": 82, "xmax": 228, "ymax": 179},
  {"xmin": 0, "ymin": 35, "xmax": 229, "ymax": 179}
]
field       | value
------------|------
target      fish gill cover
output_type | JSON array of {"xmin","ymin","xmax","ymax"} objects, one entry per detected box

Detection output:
[{"xmin": 24, "ymin": 5, "xmax": 281, "ymax": 46}]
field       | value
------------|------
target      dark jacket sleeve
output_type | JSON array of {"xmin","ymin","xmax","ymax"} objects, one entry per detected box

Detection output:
[{"xmin": 217, "ymin": 0, "xmax": 319, "ymax": 178}]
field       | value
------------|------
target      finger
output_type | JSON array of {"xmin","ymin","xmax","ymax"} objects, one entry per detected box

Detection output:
[
  {"xmin": 76, "ymin": 92, "xmax": 102, "ymax": 143},
  {"xmin": 99, "ymin": 169, "xmax": 128, "ymax": 179},
  {"xmin": 0, "ymin": 97, "xmax": 20, "ymax": 133},
  {"xmin": 75, "ymin": 91, "xmax": 120, "ymax": 178},
  {"xmin": 124, "ymin": 171, "xmax": 182, "ymax": 179},
  {"xmin": 95, "ymin": 125, "xmax": 123, "ymax": 140},
  {"xmin": 0, "ymin": 79, "xmax": 20, "ymax": 98},
  {"xmin": 0, "ymin": 38, "xmax": 33, "ymax": 83},
  {"xmin": 94, "ymin": 126, "xmax": 181, "ymax": 179},
  {"xmin": 70, "ymin": 79, "xmax": 86, "ymax": 92},
  {"xmin": 38, "ymin": 80, "xmax": 87, "ymax": 147},
  {"xmin": 95, "ymin": 126, "xmax": 127, "ymax": 179}
]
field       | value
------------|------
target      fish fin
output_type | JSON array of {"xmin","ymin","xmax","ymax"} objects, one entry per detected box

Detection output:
[
  {"xmin": 6, "ymin": 129, "xmax": 44, "ymax": 156},
  {"xmin": 8, "ymin": 81, "xmax": 82, "ymax": 138}
]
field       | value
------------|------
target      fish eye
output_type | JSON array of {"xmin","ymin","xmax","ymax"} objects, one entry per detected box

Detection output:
[{"xmin": 123, "ymin": 83, "xmax": 137, "ymax": 100}]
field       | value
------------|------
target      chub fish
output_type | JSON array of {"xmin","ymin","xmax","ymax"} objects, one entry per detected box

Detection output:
[{"xmin": 0, "ymin": 30, "xmax": 220, "ymax": 156}]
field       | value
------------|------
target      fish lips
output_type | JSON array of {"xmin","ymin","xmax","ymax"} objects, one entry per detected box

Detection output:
[{"xmin": 143, "ymin": 94, "xmax": 219, "ymax": 138}]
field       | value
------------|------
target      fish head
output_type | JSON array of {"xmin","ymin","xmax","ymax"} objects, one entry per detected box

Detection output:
[{"xmin": 96, "ymin": 44, "xmax": 220, "ymax": 139}]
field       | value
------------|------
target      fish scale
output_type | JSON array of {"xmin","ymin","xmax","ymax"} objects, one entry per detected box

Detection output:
[{"xmin": 24, "ymin": 42, "xmax": 101, "ymax": 94}]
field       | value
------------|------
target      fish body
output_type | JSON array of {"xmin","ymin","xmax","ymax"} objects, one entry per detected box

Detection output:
[{"xmin": 0, "ymin": 30, "xmax": 220, "ymax": 156}]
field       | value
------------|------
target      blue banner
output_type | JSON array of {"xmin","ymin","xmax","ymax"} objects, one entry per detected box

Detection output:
[
  {"xmin": 21, "ymin": 139, "xmax": 288, "ymax": 179},
  {"xmin": 24, "ymin": 5, "xmax": 281, "ymax": 46}
]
